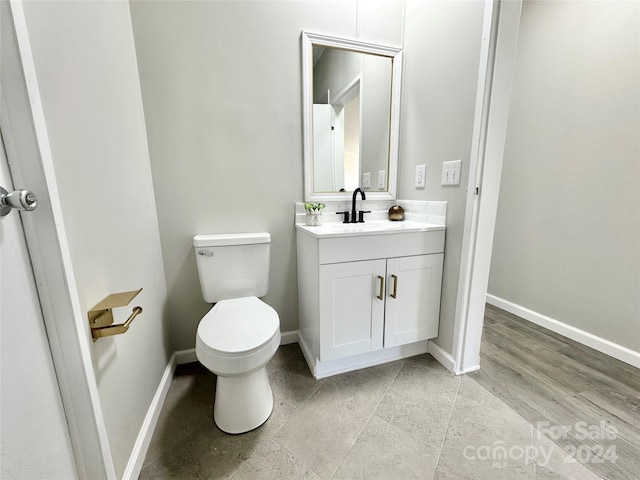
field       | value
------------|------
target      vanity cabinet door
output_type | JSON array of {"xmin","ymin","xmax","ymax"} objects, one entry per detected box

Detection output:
[
  {"xmin": 319, "ymin": 259, "xmax": 386, "ymax": 361},
  {"xmin": 384, "ymin": 254, "xmax": 443, "ymax": 348}
]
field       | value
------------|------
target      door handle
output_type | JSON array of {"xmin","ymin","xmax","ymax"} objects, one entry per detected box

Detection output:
[
  {"xmin": 0, "ymin": 186, "xmax": 37, "ymax": 217},
  {"xmin": 377, "ymin": 275, "xmax": 384, "ymax": 300},
  {"xmin": 390, "ymin": 274, "xmax": 398, "ymax": 299}
]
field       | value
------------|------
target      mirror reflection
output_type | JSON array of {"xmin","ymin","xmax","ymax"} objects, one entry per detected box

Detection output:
[
  {"xmin": 312, "ymin": 47, "xmax": 393, "ymax": 193},
  {"xmin": 302, "ymin": 32, "xmax": 402, "ymax": 202}
]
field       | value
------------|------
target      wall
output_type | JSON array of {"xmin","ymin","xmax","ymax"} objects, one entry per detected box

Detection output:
[
  {"xmin": 21, "ymin": 1, "xmax": 171, "ymax": 476},
  {"xmin": 397, "ymin": 0, "xmax": 486, "ymax": 354},
  {"xmin": 313, "ymin": 48, "xmax": 362, "ymax": 102},
  {"xmin": 489, "ymin": 1, "xmax": 640, "ymax": 352},
  {"xmin": 361, "ymin": 53, "xmax": 393, "ymax": 187},
  {"xmin": 129, "ymin": 0, "xmax": 404, "ymax": 350},
  {"xmin": 130, "ymin": 0, "xmax": 485, "ymax": 357}
]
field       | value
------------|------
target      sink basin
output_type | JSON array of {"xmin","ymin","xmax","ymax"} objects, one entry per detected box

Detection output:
[{"xmin": 295, "ymin": 220, "xmax": 445, "ymax": 238}]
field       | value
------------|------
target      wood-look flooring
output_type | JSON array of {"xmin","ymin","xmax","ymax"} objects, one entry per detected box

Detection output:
[{"xmin": 472, "ymin": 304, "xmax": 640, "ymax": 480}]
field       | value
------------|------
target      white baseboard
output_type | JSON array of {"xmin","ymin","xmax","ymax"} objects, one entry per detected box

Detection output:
[
  {"xmin": 297, "ymin": 334, "xmax": 316, "ymax": 375},
  {"xmin": 427, "ymin": 340, "xmax": 464, "ymax": 374},
  {"xmin": 308, "ymin": 340, "xmax": 429, "ymax": 379},
  {"xmin": 122, "ymin": 353, "xmax": 177, "ymax": 480},
  {"xmin": 280, "ymin": 329, "xmax": 299, "ymax": 345},
  {"xmin": 486, "ymin": 294, "xmax": 640, "ymax": 370},
  {"xmin": 175, "ymin": 348, "xmax": 197, "ymax": 365}
]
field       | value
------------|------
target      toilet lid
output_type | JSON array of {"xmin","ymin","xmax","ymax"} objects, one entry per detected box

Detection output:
[{"xmin": 197, "ymin": 296, "xmax": 279, "ymax": 355}]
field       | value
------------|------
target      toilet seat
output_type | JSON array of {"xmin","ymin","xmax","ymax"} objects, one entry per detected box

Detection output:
[
  {"xmin": 196, "ymin": 296, "xmax": 280, "ymax": 376},
  {"xmin": 198, "ymin": 296, "xmax": 279, "ymax": 354}
]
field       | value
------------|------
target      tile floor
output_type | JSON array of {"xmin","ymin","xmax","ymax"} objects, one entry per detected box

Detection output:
[{"xmin": 140, "ymin": 338, "xmax": 609, "ymax": 478}]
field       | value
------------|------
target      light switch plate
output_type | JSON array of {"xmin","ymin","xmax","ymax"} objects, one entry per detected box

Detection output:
[
  {"xmin": 441, "ymin": 160, "xmax": 462, "ymax": 186},
  {"xmin": 363, "ymin": 172, "xmax": 371, "ymax": 188},
  {"xmin": 378, "ymin": 170, "xmax": 386, "ymax": 189},
  {"xmin": 415, "ymin": 164, "xmax": 426, "ymax": 188}
]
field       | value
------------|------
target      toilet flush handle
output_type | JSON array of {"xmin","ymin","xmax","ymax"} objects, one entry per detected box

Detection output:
[{"xmin": 198, "ymin": 250, "xmax": 213, "ymax": 257}]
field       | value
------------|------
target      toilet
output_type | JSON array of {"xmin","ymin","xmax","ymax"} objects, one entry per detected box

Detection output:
[{"xmin": 193, "ymin": 232, "xmax": 280, "ymax": 434}]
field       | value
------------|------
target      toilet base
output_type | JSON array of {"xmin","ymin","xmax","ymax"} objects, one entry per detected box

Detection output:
[{"xmin": 213, "ymin": 366, "xmax": 274, "ymax": 434}]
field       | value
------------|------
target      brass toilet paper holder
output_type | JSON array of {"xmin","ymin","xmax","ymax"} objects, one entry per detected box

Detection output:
[{"xmin": 88, "ymin": 288, "xmax": 143, "ymax": 341}]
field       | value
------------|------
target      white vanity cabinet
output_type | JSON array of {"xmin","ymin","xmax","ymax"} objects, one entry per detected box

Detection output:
[
  {"xmin": 319, "ymin": 259, "xmax": 386, "ymax": 360},
  {"xmin": 296, "ymin": 226, "xmax": 445, "ymax": 378}
]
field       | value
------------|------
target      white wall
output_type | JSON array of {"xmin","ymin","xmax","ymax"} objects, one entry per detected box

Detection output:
[
  {"xmin": 129, "ymin": 0, "xmax": 405, "ymax": 350},
  {"xmin": 397, "ymin": 0, "xmax": 486, "ymax": 354},
  {"xmin": 489, "ymin": 1, "xmax": 640, "ymax": 352},
  {"xmin": 130, "ymin": 0, "xmax": 484, "ymax": 357},
  {"xmin": 21, "ymin": 1, "xmax": 171, "ymax": 476},
  {"xmin": 313, "ymin": 48, "xmax": 362, "ymax": 102}
]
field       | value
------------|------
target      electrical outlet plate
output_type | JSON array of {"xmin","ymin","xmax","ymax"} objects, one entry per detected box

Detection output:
[
  {"xmin": 441, "ymin": 160, "xmax": 462, "ymax": 186},
  {"xmin": 363, "ymin": 172, "xmax": 371, "ymax": 188},
  {"xmin": 415, "ymin": 164, "xmax": 426, "ymax": 188}
]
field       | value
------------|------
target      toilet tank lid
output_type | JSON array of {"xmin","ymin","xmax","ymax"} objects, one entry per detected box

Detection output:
[{"xmin": 193, "ymin": 232, "xmax": 270, "ymax": 247}]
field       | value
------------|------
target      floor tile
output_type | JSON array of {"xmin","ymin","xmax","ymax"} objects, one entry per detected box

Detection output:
[
  {"xmin": 375, "ymin": 354, "xmax": 459, "ymax": 450},
  {"xmin": 332, "ymin": 416, "xmax": 440, "ymax": 480},
  {"xmin": 273, "ymin": 360, "xmax": 404, "ymax": 479},
  {"xmin": 143, "ymin": 363, "xmax": 215, "ymax": 467},
  {"xmin": 530, "ymin": 428, "xmax": 603, "ymax": 480},
  {"xmin": 534, "ymin": 465, "xmax": 570, "ymax": 480},
  {"xmin": 457, "ymin": 374, "xmax": 522, "ymax": 418},
  {"xmin": 140, "ymin": 393, "xmax": 296, "ymax": 479},
  {"xmin": 434, "ymin": 395, "xmax": 535, "ymax": 480},
  {"xmin": 268, "ymin": 344, "xmax": 326, "ymax": 409},
  {"xmin": 266, "ymin": 344, "xmax": 305, "ymax": 375},
  {"xmin": 229, "ymin": 440, "xmax": 321, "ymax": 480}
]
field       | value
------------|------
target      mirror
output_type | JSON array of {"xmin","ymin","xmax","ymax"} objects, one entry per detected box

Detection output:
[{"xmin": 302, "ymin": 32, "xmax": 403, "ymax": 202}]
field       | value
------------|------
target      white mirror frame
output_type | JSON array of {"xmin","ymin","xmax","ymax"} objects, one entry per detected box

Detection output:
[{"xmin": 302, "ymin": 31, "xmax": 403, "ymax": 202}]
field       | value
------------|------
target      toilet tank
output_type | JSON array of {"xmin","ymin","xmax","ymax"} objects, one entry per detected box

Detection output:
[{"xmin": 194, "ymin": 233, "xmax": 270, "ymax": 303}]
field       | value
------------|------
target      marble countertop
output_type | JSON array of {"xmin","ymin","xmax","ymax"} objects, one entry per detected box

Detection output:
[{"xmin": 295, "ymin": 219, "xmax": 446, "ymax": 238}]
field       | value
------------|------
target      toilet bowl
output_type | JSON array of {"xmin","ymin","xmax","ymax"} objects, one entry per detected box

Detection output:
[
  {"xmin": 196, "ymin": 297, "xmax": 280, "ymax": 433},
  {"xmin": 193, "ymin": 233, "xmax": 280, "ymax": 434}
]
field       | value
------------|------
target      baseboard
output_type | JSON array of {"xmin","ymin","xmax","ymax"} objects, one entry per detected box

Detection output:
[
  {"xmin": 427, "ymin": 340, "xmax": 462, "ymax": 374},
  {"xmin": 486, "ymin": 294, "xmax": 640, "ymax": 370},
  {"xmin": 175, "ymin": 348, "xmax": 197, "ymax": 365},
  {"xmin": 312, "ymin": 341, "xmax": 428, "ymax": 379},
  {"xmin": 297, "ymin": 334, "xmax": 316, "ymax": 376},
  {"xmin": 280, "ymin": 329, "xmax": 299, "ymax": 345},
  {"xmin": 122, "ymin": 352, "xmax": 177, "ymax": 480}
]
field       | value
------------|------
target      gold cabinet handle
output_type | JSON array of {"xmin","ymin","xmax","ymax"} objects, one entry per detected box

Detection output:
[
  {"xmin": 377, "ymin": 275, "xmax": 384, "ymax": 300},
  {"xmin": 390, "ymin": 274, "xmax": 398, "ymax": 299}
]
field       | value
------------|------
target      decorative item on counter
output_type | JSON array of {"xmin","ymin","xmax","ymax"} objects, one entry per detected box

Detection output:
[
  {"xmin": 305, "ymin": 202, "xmax": 325, "ymax": 226},
  {"xmin": 388, "ymin": 205, "xmax": 404, "ymax": 221}
]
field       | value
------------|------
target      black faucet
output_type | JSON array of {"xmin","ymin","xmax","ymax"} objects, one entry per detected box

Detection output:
[
  {"xmin": 336, "ymin": 188, "xmax": 371, "ymax": 223},
  {"xmin": 351, "ymin": 187, "xmax": 369, "ymax": 223}
]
